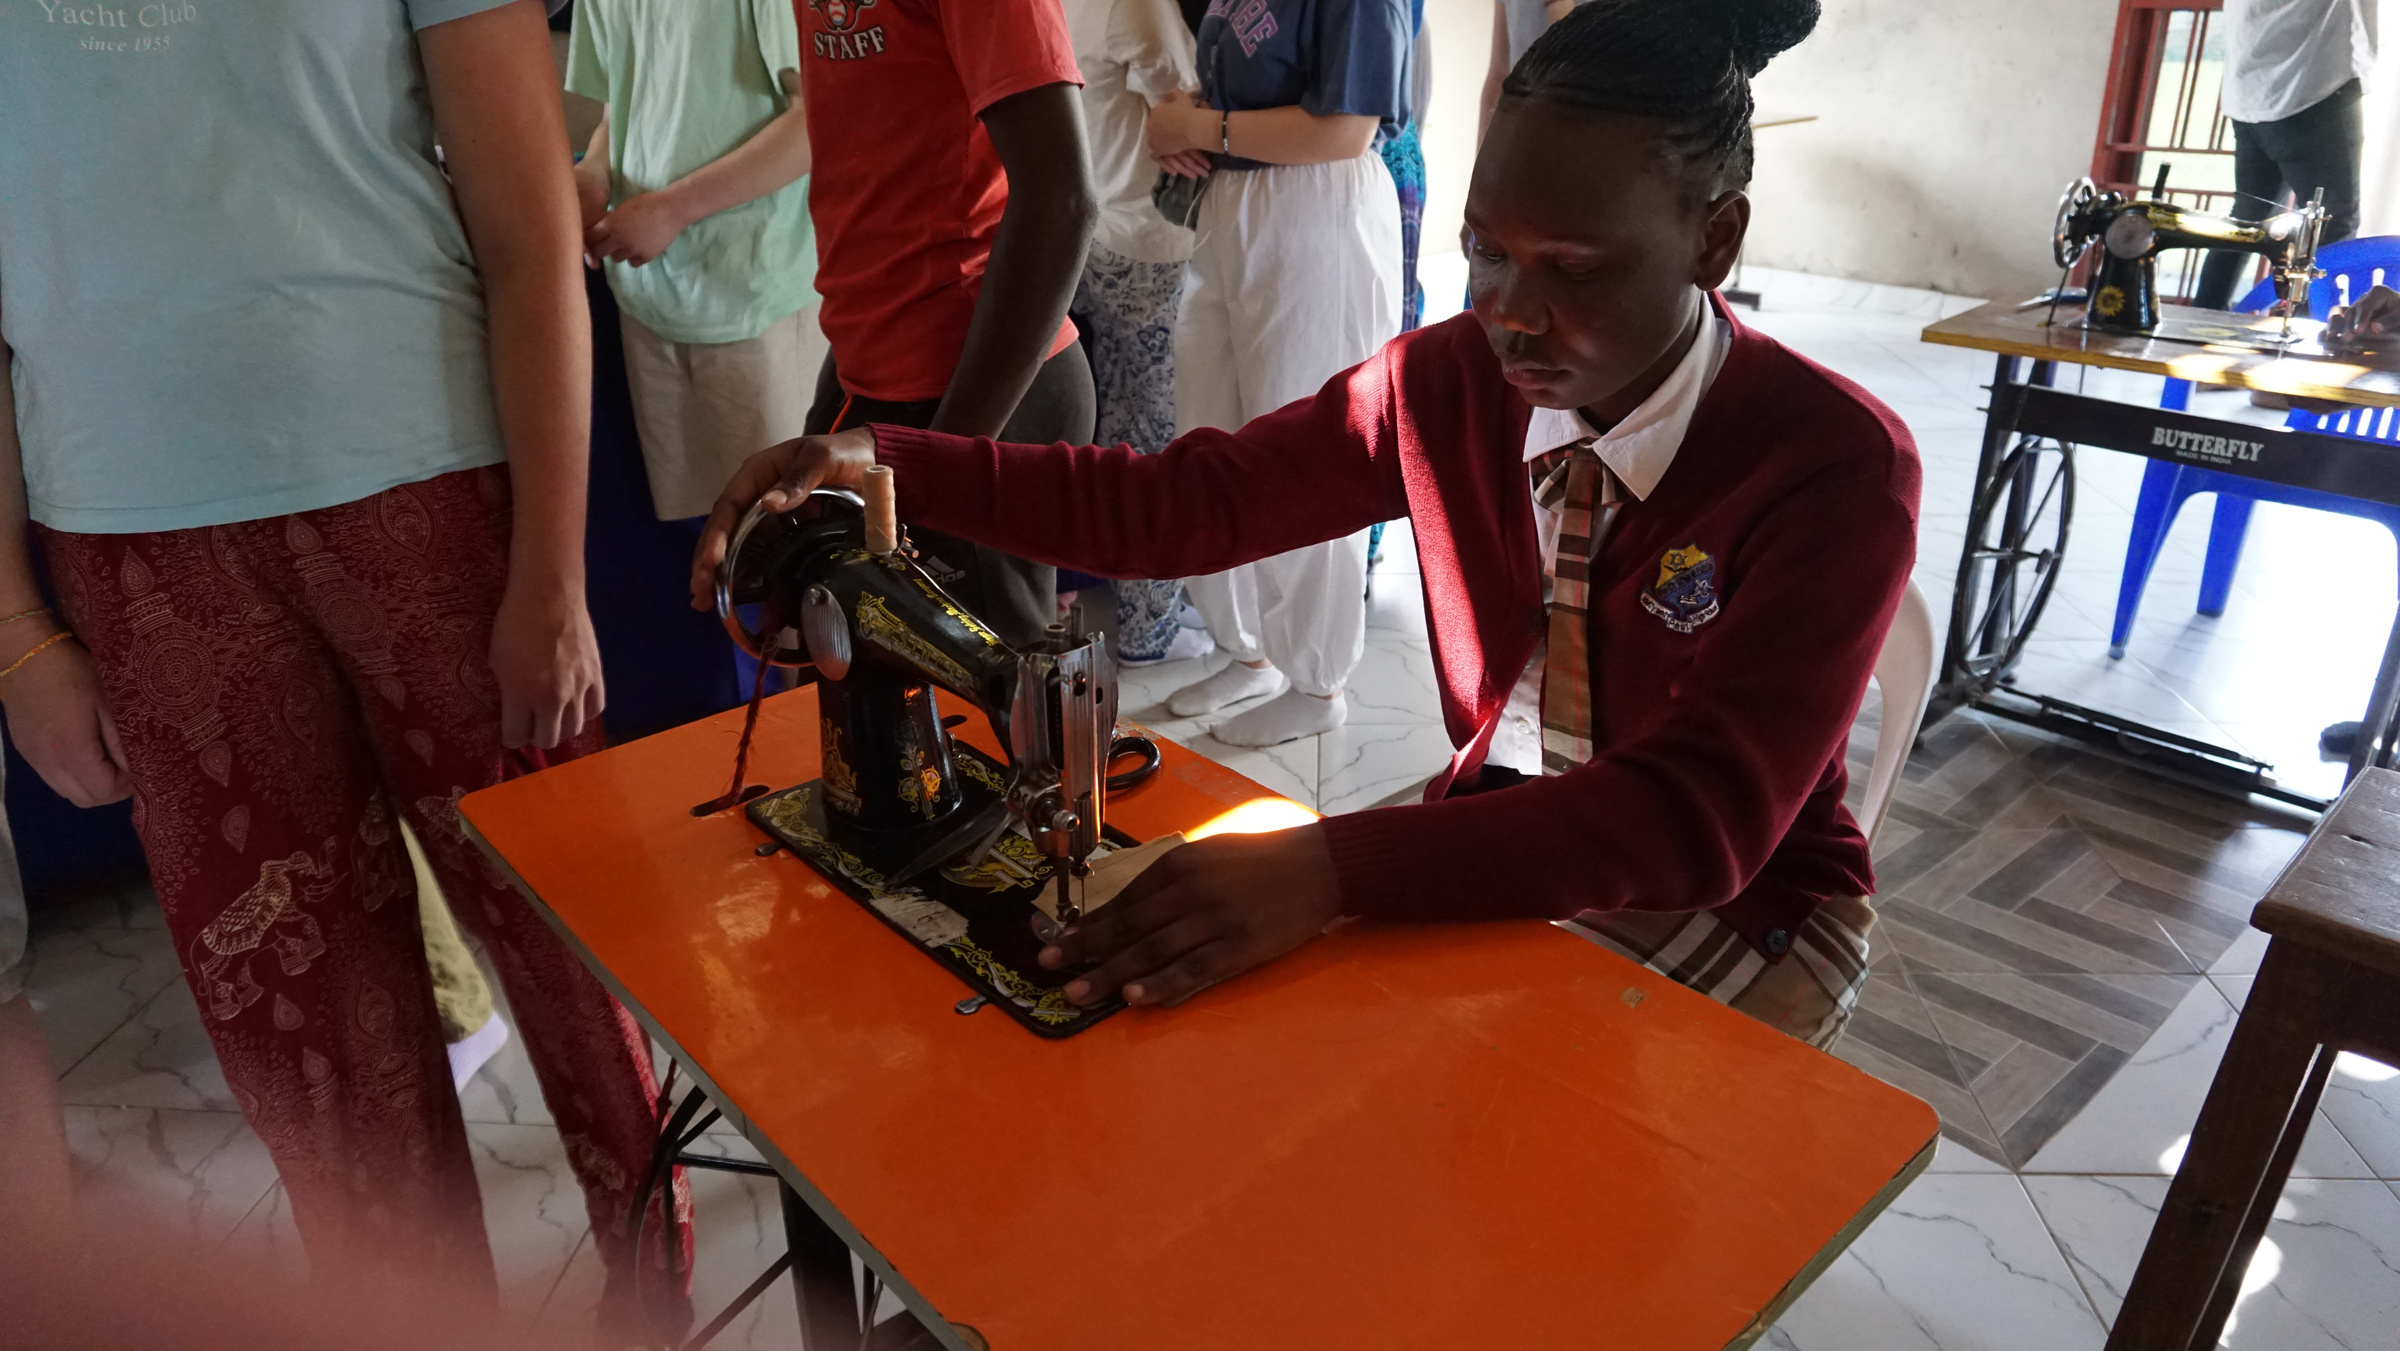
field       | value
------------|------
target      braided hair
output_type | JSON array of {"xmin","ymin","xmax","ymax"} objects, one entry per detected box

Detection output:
[{"xmin": 1502, "ymin": 0, "xmax": 1819, "ymax": 198}]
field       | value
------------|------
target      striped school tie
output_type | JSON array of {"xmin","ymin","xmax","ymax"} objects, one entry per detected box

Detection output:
[
  {"xmin": 1529, "ymin": 442, "xmax": 1876, "ymax": 1049},
  {"xmin": 1527, "ymin": 438, "xmax": 1624, "ymax": 774}
]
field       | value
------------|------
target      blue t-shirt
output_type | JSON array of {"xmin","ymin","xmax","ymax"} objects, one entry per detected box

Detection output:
[
  {"xmin": 0, "ymin": 0, "xmax": 515, "ymax": 533},
  {"xmin": 1197, "ymin": 0, "xmax": 1412, "ymax": 170}
]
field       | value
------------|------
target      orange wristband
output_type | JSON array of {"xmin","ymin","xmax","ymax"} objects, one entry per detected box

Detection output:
[{"xmin": 0, "ymin": 629, "xmax": 74, "ymax": 682}]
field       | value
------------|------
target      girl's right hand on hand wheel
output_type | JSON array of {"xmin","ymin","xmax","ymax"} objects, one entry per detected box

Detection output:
[{"xmin": 688, "ymin": 426, "xmax": 879, "ymax": 611}]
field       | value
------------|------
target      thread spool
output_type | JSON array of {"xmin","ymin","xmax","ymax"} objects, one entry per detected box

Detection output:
[{"xmin": 862, "ymin": 465, "xmax": 897, "ymax": 555}]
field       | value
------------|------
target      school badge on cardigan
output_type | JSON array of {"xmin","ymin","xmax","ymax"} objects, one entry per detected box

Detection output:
[{"xmin": 1640, "ymin": 545, "xmax": 1720, "ymax": 633}]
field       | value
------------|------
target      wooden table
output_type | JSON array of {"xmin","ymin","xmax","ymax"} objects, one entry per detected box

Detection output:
[
  {"xmin": 463, "ymin": 688, "xmax": 1938, "ymax": 1350},
  {"xmin": 1920, "ymin": 300, "xmax": 2400, "ymax": 810}
]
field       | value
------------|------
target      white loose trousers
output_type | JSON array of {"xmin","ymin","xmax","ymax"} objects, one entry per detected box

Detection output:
[{"xmin": 1174, "ymin": 152, "xmax": 1402, "ymax": 698}]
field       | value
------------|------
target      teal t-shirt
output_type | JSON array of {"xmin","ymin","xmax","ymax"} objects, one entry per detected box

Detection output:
[
  {"xmin": 566, "ymin": 0, "xmax": 819, "ymax": 347},
  {"xmin": 0, "ymin": 0, "xmax": 516, "ymax": 534}
]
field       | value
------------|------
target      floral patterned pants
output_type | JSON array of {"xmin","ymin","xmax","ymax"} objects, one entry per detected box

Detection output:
[
  {"xmin": 1075, "ymin": 242, "xmax": 1190, "ymax": 662},
  {"xmin": 39, "ymin": 467, "xmax": 688, "ymax": 1297}
]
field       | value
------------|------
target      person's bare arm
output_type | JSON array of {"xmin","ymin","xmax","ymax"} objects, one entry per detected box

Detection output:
[
  {"xmin": 573, "ymin": 108, "xmax": 611, "ymax": 235},
  {"xmin": 0, "ymin": 324, "xmax": 133, "ymax": 807},
  {"xmin": 930, "ymin": 82, "xmax": 1098, "ymax": 438},
  {"xmin": 1479, "ymin": 0, "xmax": 1510, "ymax": 143},
  {"xmin": 420, "ymin": 0, "xmax": 603, "ymax": 750},
  {"xmin": 589, "ymin": 69, "xmax": 813, "ymax": 267},
  {"xmin": 1146, "ymin": 96, "xmax": 1378, "ymax": 166}
]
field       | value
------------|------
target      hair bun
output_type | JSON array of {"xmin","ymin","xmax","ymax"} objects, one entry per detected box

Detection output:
[{"xmin": 1694, "ymin": 0, "xmax": 1820, "ymax": 77}]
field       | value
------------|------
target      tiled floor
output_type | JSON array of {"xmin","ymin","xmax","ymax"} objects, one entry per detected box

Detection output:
[{"xmin": 23, "ymin": 267, "xmax": 2400, "ymax": 1346}]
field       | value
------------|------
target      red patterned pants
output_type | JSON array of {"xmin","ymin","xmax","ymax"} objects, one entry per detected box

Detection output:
[{"xmin": 41, "ymin": 467, "xmax": 689, "ymax": 1298}]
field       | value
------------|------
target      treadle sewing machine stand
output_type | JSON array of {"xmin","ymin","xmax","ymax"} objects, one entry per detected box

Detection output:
[{"xmin": 1919, "ymin": 302, "xmax": 2400, "ymax": 813}]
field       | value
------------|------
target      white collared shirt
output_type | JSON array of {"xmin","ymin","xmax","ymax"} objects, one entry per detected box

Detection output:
[{"xmin": 1484, "ymin": 302, "xmax": 1732, "ymax": 775}]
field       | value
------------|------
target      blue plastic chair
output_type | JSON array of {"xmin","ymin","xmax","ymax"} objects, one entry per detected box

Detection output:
[{"xmin": 2110, "ymin": 236, "xmax": 2400, "ymax": 659}]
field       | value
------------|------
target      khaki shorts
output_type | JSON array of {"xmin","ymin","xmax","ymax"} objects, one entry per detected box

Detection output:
[
  {"xmin": 1562, "ymin": 894, "xmax": 1876, "ymax": 1050},
  {"xmin": 620, "ymin": 302, "xmax": 828, "ymax": 521}
]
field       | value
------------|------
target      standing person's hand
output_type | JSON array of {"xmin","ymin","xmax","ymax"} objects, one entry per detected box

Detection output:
[
  {"xmin": 489, "ymin": 575, "xmax": 604, "ymax": 750},
  {"xmin": 1144, "ymin": 91, "xmax": 1217, "ymax": 166},
  {"xmin": 585, "ymin": 191, "xmax": 692, "ymax": 267},
  {"xmin": 0, "ymin": 624, "xmax": 133, "ymax": 807},
  {"xmin": 2326, "ymin": 284, "xmax": 2400, "ymax": 350}
]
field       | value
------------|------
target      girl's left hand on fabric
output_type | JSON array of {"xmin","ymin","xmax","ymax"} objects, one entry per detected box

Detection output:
[
  {"xmin": 1035, "ymin": 823, "xmax": 1345, "ymax": 1007},
  {"xmin": 585, "ymin": 190, "xmax": 691, "ymax": 267}
]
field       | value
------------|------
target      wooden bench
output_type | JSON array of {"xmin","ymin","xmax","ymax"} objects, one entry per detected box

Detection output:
[{"xmin": 2106, "ymin": 767, "xmax": 2400, "ymax": 1349}]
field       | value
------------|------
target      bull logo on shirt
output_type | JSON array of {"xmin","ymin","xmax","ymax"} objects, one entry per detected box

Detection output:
[
  {"xmin": 1641, "ymin": 545, "xmax": 1720, "ymax": 633},
  {"xmin": 810, "ymin": 0, "xmax": 887, "ymax": 58}
]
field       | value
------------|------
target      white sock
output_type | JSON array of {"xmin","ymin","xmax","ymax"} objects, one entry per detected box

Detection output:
[
  {"xmin": 1167, "ymin": 661, "xmax": 1285, "ymax": 717},
  {"xmin": 447, "ymin": 1010, "xmax": 510, "ymax": 1093},
  {"xmin": 1211, "ymin": 688, "xmax": 1347, "ymax": 747}
]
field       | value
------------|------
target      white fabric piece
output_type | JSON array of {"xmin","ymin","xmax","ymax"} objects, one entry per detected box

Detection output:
[
  {"xmin": 1484, "ymin": 303, "xmax": 1732, "ymax": 775},
  {"xmin": 1174, "ymin": 153, "xmax": 1401, "ymax": 700},
  {"xmin": 620, "ymin": 301, "xmax": 827, "ymax": 520},
  {"xmin": 2221, "ymin": 0, "xmax": 2378, "ymax": 123},
  {"xmin": 1066, "ymin": 0, "xmax": 1200, "ymax": 264}
]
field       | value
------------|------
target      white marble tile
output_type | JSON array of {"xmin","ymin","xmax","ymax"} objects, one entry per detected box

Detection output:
[
  {"xmin": 56, "ymin": 975, "xmax": 235, "ymax": 1111},
  {"xmin": 1342, "ymin": 635, "xmax": 1443, "ymax": 726},
  {"xmin": 467, "ymin": 1120, "xmax": 600, "ymax": 1318},
  {"xmin": 2215, "ymin": 974, "xmax": 2400, "ymax": 1180},
  {"xmin": 1927, "ymin": 1135, "xmax": 2012, "ymax": 1174},
  {"xmin": 1759, "ymin": 1173, "xmax": 2104, "ymax": 1350},
  {"xmin": 1317, "ymin": 720, "xmax": 1453, "ymax": 817},
  {"xmin": 64, "ymin": 1105, "xmax": 280, "ymax": 1246},
  {"xmin": 220, "ymin": 1183, "xmax": 309, "ymax": 1284},
  {"xmin": 2026, "ymin": 1174, "xmax": 2400, "ymax": 1348},
  {"xmin": 2025, "ymin": 978, "xmax": 2373, "ymax": 1179},
  {"xmin": 2210, "ymin": 926, "xmax": 2272, "ymax": 976},
  {"xmin": 1363, "ymin": 573, "xmax": 1430, "ymax": 639},
  {"xmin": 22, "ymin": 911, "xmax": 185, "ymax": 1076}
]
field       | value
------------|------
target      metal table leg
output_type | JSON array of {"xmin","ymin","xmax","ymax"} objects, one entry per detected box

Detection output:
[{"xmin": 2348, "ymin": 603, "xmax": 2400, "ymax": 783}]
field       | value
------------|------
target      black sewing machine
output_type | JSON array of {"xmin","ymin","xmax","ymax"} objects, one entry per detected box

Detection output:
[
  {"xmin": 711, "ymin": 469, "xmax": 1160, "ymax": 1034},
  {"xmin": 2052, "ymin": 170, "xmax": 2326, "ymax": 339}
]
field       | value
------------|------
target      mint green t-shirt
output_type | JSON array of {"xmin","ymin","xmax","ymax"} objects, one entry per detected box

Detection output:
[
  {"xmin": 0, "ymin": 0, "xmax": 517, "ymax": 534},
  {"xmin": 566, "ymin": 0, "xmax": 819, "ymax": 346}
]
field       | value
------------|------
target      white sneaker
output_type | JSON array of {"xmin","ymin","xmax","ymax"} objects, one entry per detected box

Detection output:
[
  {"xmin": 1212, "ymin": 688, "xmax": 1347, "ymax": 747},
  {"xmin": 1167, "ymin": 662, "xmax": 1285, "ymax": 717},
  {"xmin": 1118, "ymin": 626, "xmax": 1215, "ymax": 667},
  {"xmin": 447, "ymin": 1010, "xmax": 510, "ymax": 1092}
]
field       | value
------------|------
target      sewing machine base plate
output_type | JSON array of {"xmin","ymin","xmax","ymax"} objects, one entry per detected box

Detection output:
[
  {"xmin": 2068, "ymin": 307, "xmax": 2321, "ymax": 353},
  {"xmin": 745, "ymin": 744, "xmax": 1130, "ymax": 1038}
]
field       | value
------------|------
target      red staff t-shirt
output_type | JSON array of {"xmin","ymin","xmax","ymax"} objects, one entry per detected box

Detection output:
[{"xmin": 798, "ymin": 0, "xmax": 1084, "ymax": 403}]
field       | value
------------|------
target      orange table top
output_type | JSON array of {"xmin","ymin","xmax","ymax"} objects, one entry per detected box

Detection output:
[{"xmin": 462, "ymin": 689, "xmax": 1937, "ymax": 1351}]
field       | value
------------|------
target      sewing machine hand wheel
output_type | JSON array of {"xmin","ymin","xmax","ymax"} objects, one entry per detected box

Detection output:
[
  {"xmin": 2053, "ymin": 176, "xmax": 2101, "ymax": 269},
  {"xmin": 714, "ymin": 490, "xmax": 863, "ymax": 667}
]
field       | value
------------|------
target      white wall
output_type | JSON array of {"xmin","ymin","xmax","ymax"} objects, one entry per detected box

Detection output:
[
  {"xmin": 1416, "ymin": 0, "xmax": 2396, "ymax": 305},
  {"xmin": 1742, "ymin": 0, "xmax": 2118, "ymax": 301}
]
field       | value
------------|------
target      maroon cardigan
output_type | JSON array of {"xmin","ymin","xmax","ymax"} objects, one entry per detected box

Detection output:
[{"xmin": 871, "ymin": 300, "xmax": 1921, "ymax": 957}]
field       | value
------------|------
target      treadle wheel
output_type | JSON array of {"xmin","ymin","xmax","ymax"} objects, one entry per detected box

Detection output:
[{"xmin": 1949, "ymin": 436, "xmax": 2075, "ymax": 689}]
